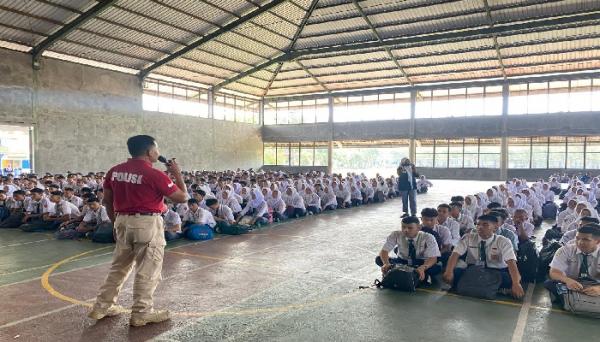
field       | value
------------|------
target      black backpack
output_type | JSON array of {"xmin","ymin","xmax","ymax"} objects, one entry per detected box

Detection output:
[
  {"xmin": 536, "ymin": 241, "xmax": 562, "ymax": 281},
  {"xmin": 375, "ymin": 265, "xmax": 421, "ymax": 292},
  {"xmin": 517, "ymin": 240, "xmax": 539, "ymax": 283},
  {"xmin": 456, "ymin": 265, "xmax": 502, "ymax": 300}
]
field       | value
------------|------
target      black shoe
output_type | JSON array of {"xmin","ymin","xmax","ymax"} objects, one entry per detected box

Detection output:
[{"xmin": 401, "ymin": 213, "xmax": 409, "ymax": 218}]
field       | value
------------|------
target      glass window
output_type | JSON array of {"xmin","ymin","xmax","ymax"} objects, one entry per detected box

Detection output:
[
  {"xmin": 448, "ymin": 88, "xmax": 466, "ymax": 117},
  {"xmin": 526, "ymin": 82, "xmax": 547, "ymax": 114},
  {"xmin": 415, "ymin": 90, "xmax": 432, "ymax": 118},
  {"xmin": 314, "ymin": 142, "xmax": 329, "ymax": 166},
  {"xmin": 431, "ymin": 89, "xmax": 449, "ymax": 118},
  {"xmin": 508, "ymin": 138, "xmax": 531, "ymax": 169},
  {"xmin": 463, "ymin": 138, "xmax": 479, "ymax": 168},
  {"xmin": 484, "ymin": 85, "xmax": 503, "ymax": 116},
  {"xmin": 593, "ymin": 79, "xmax": 600, "ymax": 112},
  {"xmin": 333, "ymin": 140, "xmax": 410, "ymax": 177},
  {"xmin": 263, "ymin": 143, "xmax": 276, "ymax": 165},
  {"xmin": 567, "ymin": 137, "xmax": 585, "ymax": 169},
  {"xmin": 586, "ymin": 137, "xmax": 600, "ymax": 169},
  {"xmin": 300, "ymin": 142, "xmax": 314, "ymax": 166},
  {"xmin": 416, "ymin": 139, "xmax": 434, "ymax": 167},
  {"xmin": 395, "ymin": 92, "xmax": 412, "ymax": 120},
  {"xmin": 213, "ymin": 95, "xmax": 225, "ymax": 120},
  {"xmin": 264, "ymin": 102, "xmax": 277, "ymax": 125},
  {"xmin": 448, "ymin": 139, "xmax": 463, "ymax": 168},
  {"xmin": 287, "ymin": 101, "xmax": 302, "ymax": 124},
  {"xmin": 332, "ymin": 96, "xmax": 348, "ymax": 122},
  {"xmin": 276, "ymin": 143, "xmax": 289, "ymax": 166},
  {"xmin": 302, "ymin": 99, "xmax": 316, "ymax": 124},
  {"xmin": 548, "ymin": 81, "xmax": 569, "ymax": 113},
  {"xmin": 466, "ymin": 87, "xmax": 484, "ymax": 116},
  {"xmin": 531, "ymin": 137, "xmax": 549, "ymax": 169},
  {"xmin": 290, "ymin": 143, "xmax": 300, "ymax": 166},
  {"xmin": 434, "ymin": 139, "xmax": 448, "ymax": 168},
  {"xmin": 508, "ymin": 83, "xmax": 527, "ymax": 115},
  {"xmin": 548, "ymin": 136, "xmax": 566, "ymax": 168},
  {"xmin": 316, "ymin": 98, "xmax": 329, "ymax": 122},
  {"xmin": 569, "ymin": 79, "xmax": 592, "ymax": 112},
  {"xmin": 479, "ymin": 138, "xmax": 500, "ymax": 168}
]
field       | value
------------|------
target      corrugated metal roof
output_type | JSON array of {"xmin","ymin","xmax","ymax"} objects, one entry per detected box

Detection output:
[{"xmin": 1, "ymin": 0, "xmax": 599, "ymax": 97}]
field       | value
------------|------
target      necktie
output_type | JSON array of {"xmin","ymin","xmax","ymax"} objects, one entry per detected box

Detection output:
[
  {"xmin": 480, "ymin": 241, "xmax": 487, "ymax": 264},
  {"xmin": 580, "ymin": 254, "xmax": 590, "ymax": 279},
  {"xmin": 36, "ymin": 202, "xmax": 41, "ymax": 214},
  {"xmin": 408, "ymin": 239, "xmax": 416, "ymax": 264}
]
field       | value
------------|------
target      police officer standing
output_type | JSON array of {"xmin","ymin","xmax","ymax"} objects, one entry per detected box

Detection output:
[{"xmin": 88, "ymin": 135, "xmax": 188, "ymax": 326}]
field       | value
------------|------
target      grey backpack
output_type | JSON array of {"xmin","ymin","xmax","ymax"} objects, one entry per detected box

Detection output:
[{"xmin": 559, "ymin": 281, "xmax": 600, "ymax": 317}]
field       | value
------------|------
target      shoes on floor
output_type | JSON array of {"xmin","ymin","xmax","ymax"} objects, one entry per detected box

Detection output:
[
  {"xmin": 88, "ymin": 304, "xmax": 126, "ymax": 320},
  {"xmin": 130, "ymin": 309, "xmax": 171, "ymax": 327}
]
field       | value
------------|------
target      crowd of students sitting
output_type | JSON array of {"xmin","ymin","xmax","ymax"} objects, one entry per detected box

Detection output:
[
  {"xmin": 0, "ymin": 170, "xmax": 430, "ymax": 242},
  {"xmin": 377, "ymin": 176, "xmax": 600, "ymax": 310}
]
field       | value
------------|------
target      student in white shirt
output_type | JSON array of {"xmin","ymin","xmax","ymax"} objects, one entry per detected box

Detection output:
[
  {"xmin": 163, "ymin": 207, "xmax": 183, "ymax": 241},
  {"xmin": 321, "ymin": 186, "xmax": 337, "ymax": 211},
  {"xmin": 437, "ymin": 204, "xmax": 461, "ymax": 247},
  {"xmin": 420, "ymin": 208, "xmax": 452, "ymax": 265},
  {"xmin": 283, "ymin": 187, "xmax": 307, "ymax": 218},
  {"xmin": 443, "ymin": 214, "xmax": 525, "ymax": 299},
  {"xmin": 335, "ymin": 183, "xmax": 351, "ymax": 209},
  {"xmin": 68, "ymin": 197, "xmax": 111, "ymax": 237},
  {"xmin": 303, "ymin": 187, "xmax": 321, "ymax": 215},
  {"xmin": 63, "ymin": 187, "xmax": 84, "ymax": 209},
  {"xmin": 416, "ymin": 175, "xmax": 433, "ymax": 194},
  {"xmin": 266, "ymin": 189, "xmax": 286, "ymax": 222},
  {"xmin": 206, "ymin": 198, "xmax": 236, "ymax": 233},
  {"xmin": 182, "ymin": 198, "xmax": 216, "ymax": 230},
  {"xmin": 545, "ymin": 224, "xmax": 600, "ymax": 304},
  {"xmin": 512, "ymin": 209, "xmax": 535, "ymax": 243},
  {"xmin": 449, "ymin": 201, "xmax": 475, "ymax": 236},
  {"xmin": 238, "ymin": 188, "xmax": 269, "ymax": 226}
]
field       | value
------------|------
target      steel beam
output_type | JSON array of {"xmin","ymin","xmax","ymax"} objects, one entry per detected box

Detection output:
[
  {"xmin": 482, "ymin": 0, "xmax": 507, "ymax": 79},
  {"xmin": 215, "ymin": 0, "xmax": 320, "ymax": 92},
  {"xmin": 31, "ymin": 0, "xmax": 116, "ymax": 68},
  {"xmin": 139, "ymin": 0, "xmax": 287, "ymax": 79}
]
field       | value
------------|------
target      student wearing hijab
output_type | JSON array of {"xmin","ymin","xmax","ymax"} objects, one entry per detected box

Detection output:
[
  {"xmin": 238, "ymin": 188, "xmax": 270, "ymax": 226},
  {"xmin": 267, "ymin": 189, "xmax": 286, "ymax": 222},
  {"xmin": 321, "ymin": 186, "xmax": 337, "ymax": 211},
  {"xmin": 283, "ymin": 187, "xmax": 307, "ymax": 218},
  {"xmin": 303, "ymin": 187, "xmax": 321, "ymax": 215}
]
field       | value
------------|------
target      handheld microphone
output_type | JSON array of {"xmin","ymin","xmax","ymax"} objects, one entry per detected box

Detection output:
[{"xmin": 158, "ymin": 156, "xmax": 169, "ymax": 164}]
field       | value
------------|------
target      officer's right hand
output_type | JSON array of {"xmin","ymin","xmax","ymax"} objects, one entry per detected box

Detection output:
[
  {"xmin": 166, "ymin": 158, "xmax": 182, "ymax": 175},
  {"xmin": 565, "ymin": 278, "xmax": 584, "ymax": 291},
  {"xmin": 381, "ymin": 264, "xmax": 392, "ymax": 274}
]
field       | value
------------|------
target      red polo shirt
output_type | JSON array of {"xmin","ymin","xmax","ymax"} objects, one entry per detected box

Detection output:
[{"xmin": 104, "ymin": 159, "xmax": 178, "ymax": 214}]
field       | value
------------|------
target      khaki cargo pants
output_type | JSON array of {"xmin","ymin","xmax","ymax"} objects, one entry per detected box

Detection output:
[{"xmin": 92, "ymin": 214, "xmax": 166, "ymax": 313}]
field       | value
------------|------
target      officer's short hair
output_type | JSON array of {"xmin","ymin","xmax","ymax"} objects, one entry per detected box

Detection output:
[
  {"xmin": 205, "ymin": 198, "xmax": 218, "ymax": 207},
  {"xmin": 578, "ymin": 223, "xmax": 600, "ymax": 237},
  {"xmin": 402, "ymin": 216, "xmax": 420, "ymax": 225},
  {"xmin": 127, "ymin": 135, "xmax": 157, "ymax": 157},
  {"xmin": 421, "ymin": 208, "xmax": 438, "ymax": 218}
]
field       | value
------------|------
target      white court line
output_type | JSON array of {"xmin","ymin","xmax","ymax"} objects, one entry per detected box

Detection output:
[
  {"xmin": 511, "ymin": 284, "xmax": 535, "ymax": 342},
  {"xmin": 0, "ymin": 301, "xmax": 91, "ymax": 330},
  {"xmin": 0, "ymin": 238, "xmax": 55, "ymax": 249}
]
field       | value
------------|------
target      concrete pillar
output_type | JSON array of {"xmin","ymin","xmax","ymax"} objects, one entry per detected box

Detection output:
[
  {"xmin": 208, "ymin": 89, "xmax": 214, "ymax": 119},
  {"xmin": 500, "ymin": 83, "xmax": 509, "ymax": 181},
  {"xmin": 259, "ymin": 98, "xmax": 264, "ymax": 126},
  {"xmin": 327, "ymin": 96, "xmax": 334, "ymax": 175},
  {"xmin": 409, "ymin": 90, "xmax": 417, "ymax": 162}
]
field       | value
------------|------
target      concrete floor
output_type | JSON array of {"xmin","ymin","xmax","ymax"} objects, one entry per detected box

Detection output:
[{"xmin": 0, "ymin": 180, "xmax": 598, "ymax": 342}]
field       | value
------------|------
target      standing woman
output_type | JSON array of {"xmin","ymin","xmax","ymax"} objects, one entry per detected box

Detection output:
[{"xmin": 397, "ymin": 157, "xmax": 419, "ymax": 217}]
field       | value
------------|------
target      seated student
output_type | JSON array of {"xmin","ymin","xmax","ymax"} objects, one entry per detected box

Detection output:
[
  {"xmin": 192, "ymin": 189, "xmax": 209, "ymax": 209},
  {"xmin": 238, "ymin": 188, "xmax": 270, "ymax": 226},
  {"xmin": 375, "ymin": 216, "xmax": 441, "ymax": 284},
  {"xmin": 266, "ymin": 189, "xmax": 286, "ymax": 222},
  {"xmin": 449, "ymin": 201, "xmax": 475, "ymax": 236},
  {"xmin": 350, "ymin": 185, "xmax": 362, "ymax": 207},
  {"xmin": 335, "ymin": 183, "xmax": 351, "ymax": 209},
  {"xmin": 39, "ymin": 191, "xmax": 80, "ymax": 231},
  {"xmin": 488, "ymin": 209, "xmax": 519, "ymax": 251},
  {"xmin": 443, "ymin": 215, "xmax": 525, "ymax": 299},
  {"xmin": 163, "ymin": 204, "xmax": 183, "ymax": 242},
  {"xmin": 303, "ymin": 187, "xmax": 321, "ymax": 215},
  {"xmin": 20, "ymin": 188, "xmax": 52, "ymax": 231},
  {"xmin": 545, "ymin": 224, "xmax": 600, "ymax": 304},
  {"xmin": 220, "ymin": 190, "xmax": 242, "ymax": 218},
  {"xmin": 63, "ymin": 187, "xmax": 83, "ymax": 209},
  {"xmin": 57, "ymin": 197, "xmax": 110, "ymax": 239},
  {"xmin": 320, "ymin": 186, "xmax": 337, "ymax": 211},
  {"xmin": 437, "ymin": 204, "xmax": 460, "ymax": 247},
  {"xmin": 559, "ymin": 216, "xmax": 599, "ymax": 245},
  {"xmin": 420, "ymin": 208, "xmax": 452, "ymax": 264},
  {"xmin": 283, "ymin": 187, "xmax": 307, "ymax": 218},
  {"xmin": 0, "ymin": 190, "xmax": 10, "ymax": 222},
  {"xmin": 416, "ymin": 175, "xmax": 433, "ymax": 194},
  {"xmin": 182, "ymin": 198, "xmax": 216, "ymax": 232},
  {"xmin": 512, "ymin": 208, "xmax": 535, "ymax": 244},
  {"xmin": 206, "ymin": 198, "xmax": 236, "ymax": 233}
]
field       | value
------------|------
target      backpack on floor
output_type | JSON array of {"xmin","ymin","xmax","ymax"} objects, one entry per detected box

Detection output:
[
  {"xmin": 55, "ymin": 228, "xmax": 84, "ymax": 240},
  {"xmin": 219, "ymin": 224, "xmax": 251, "ymax": 235},
  {"xmin": 185, "ymin": 224, "xmax": 213, "ymax": 240},
  {"xmin": 517, "ymin": 240, "xmax": 539, "ymax": 283},
  {"xmin": 542, "ymin": 202, "xmax": 558, "ymax": 220},
  {"xmin": 0, "ymin": 207, "xmax": 9, "ymax": 221},
  {"xmin": 20, "ymin": 220, "xmax": 55, "ymax": 232},
  {"xmin": 559, "ymin": 282, "xmax": 600, "ymax": 317},
  {"xmin": 375, "ymin": 264, "xmax": 420, "ymax": 292},
  {"xmin": 456, "ymin": 265, "xmax": 502, "ymax": 300},
  {"xmin": 91, "ymin": 223, "xmax": 115, "ymax": 243},
  {"xmin": 536, "ymin": 241, "xmax": 562, "ymax": 281}
]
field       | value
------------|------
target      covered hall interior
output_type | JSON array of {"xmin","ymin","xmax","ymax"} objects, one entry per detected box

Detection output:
[{"xmin": 1, "ymin": 0, "xmax": 600, "ymax": 341}]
